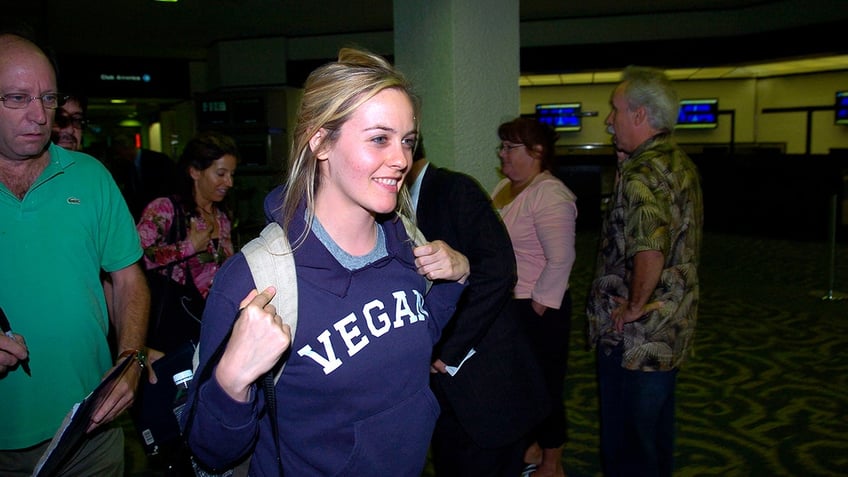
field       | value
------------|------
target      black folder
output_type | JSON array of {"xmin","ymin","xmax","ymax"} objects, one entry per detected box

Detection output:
[{"xmin": 33, "ymin": 354, "xmax": 135, "ymax": 476}]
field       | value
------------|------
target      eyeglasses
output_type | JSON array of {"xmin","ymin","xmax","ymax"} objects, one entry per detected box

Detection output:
[
  {"xmin": 496, "ymin": 143, "xmax": 526, "ymax": 153},
  {"xmin": 0, "ymin": 93, "xmax": 67, "ymax": 110},
  {"xmin": 55, "ymin": 114, "xmax": 87, "ymax": 129}
]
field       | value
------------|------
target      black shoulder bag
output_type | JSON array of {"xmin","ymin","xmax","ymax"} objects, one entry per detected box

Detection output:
[{"xmin": 145, "ymin": 197, "xmax": 206, "ymax": 353}]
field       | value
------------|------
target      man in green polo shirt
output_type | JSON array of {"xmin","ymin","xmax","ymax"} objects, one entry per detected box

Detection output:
[{"xmin": 0, "ymin": 32, "xmax": 150, "ymax": 476}]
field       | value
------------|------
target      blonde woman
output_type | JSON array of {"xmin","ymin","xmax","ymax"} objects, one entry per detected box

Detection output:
[{"xmin": 183, "ymin": 48, "xmax": 469, "ymax": 476}]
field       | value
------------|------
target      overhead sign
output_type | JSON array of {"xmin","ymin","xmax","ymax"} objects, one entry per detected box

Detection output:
[{"xmin": 57, "ymin": 56, "xmax": 190, "ymax": 99}]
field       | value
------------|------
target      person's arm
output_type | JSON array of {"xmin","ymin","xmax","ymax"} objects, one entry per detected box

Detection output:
[
  {"xmin": 413, "ymin": 240, "xmax": 470, "ymax": 284},
  {"xmin": 418, "ymin": 277, "xmax": 467, "ymax": 347},
  {"xmin": 432, "ymin": 174, "xmax": 516, "ymax": 367},
  {"xmin": 531, "ymin": 182, "xmax": 577, "ymax": 313},
  {"xmin": 182, "ymin": 257, "xmax": 278, "ymax": 469},
  {"xmin": 611, "ymin": 160, "xmax": 671, "ymax": 331},
  {"xmin": 137, "ymin": 198, "xmax": 203, "ymax": 269},
  {"xmin": 215, "ymin": 288, "xmax": 292, "ymax": 402},
  {"xmin": 408, "ymin": 235, "xmax": 468, "ymax": 345},
  {"xmin": 89, "ymin": 262, "xmax": 150, "ymax": 430},
  {"xmin": 611, "ymin": 250, "xmax": 664, "ymax": 331},
  {"xmin": 111, "ymin": 263, "xmax": 150, "ymax": 357}
]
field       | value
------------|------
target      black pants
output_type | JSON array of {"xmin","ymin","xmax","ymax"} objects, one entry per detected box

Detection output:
[
  {"xmin": 516, "ymin": 290, "xmax": 572, "ymax": 448},
  {"xmin": 430, "ymin": 383, "xmax": 529, "ymax": 477}
]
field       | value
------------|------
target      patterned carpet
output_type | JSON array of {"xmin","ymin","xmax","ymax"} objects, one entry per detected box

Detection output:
[
  {"xmin": 556, "ymin": 229, "xmax": 848, "ymax": 477},
  {"xmin": 125, "ymin": 229, "xmax": 848, "ymax": 476}
]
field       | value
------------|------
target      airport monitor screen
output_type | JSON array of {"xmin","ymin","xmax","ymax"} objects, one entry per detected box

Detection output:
[
  {"xmin": 677, "ymin": 99, "xmax": 719, "ymax": 129},
  {"xmin": 836, "ymin": 91, "xmax": 848, "ymax": 125},
  {"xmin": 536, "ymin": 103, "xmax": 582, "ymax": 132}
]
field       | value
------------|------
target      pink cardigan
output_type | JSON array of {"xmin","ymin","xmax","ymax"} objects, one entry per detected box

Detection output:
[{"xmin": 492, "ymin": 171, "xmax": 577, "ymax": 309}]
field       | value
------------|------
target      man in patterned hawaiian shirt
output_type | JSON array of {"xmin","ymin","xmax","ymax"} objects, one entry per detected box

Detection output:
[{"xmin": 587, "ymin": 65, "xmax": 703, "ymax": 477}]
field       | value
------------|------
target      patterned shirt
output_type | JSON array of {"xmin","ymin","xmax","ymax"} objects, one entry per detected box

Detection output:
[
  {"xmin": 137, "ymin": 197, "xmax": 233, "ymax": 297},
  {"xmin": 587, "ymin": 134, "xmax": 703, "ymax": 371}
]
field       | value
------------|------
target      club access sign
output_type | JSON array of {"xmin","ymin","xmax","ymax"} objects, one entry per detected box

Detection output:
[
  {"xmin": 99, "ymin": 73, "xmax": 152, "ymax": 83},
  {"xmin": 60, "ymin": 56, "xmax": 190, "ymax": 99}
]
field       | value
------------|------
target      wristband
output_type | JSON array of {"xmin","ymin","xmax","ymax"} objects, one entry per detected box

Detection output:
[{"xmin": 117, "ymin": 348, "xmax": 147, "ymax": 371}]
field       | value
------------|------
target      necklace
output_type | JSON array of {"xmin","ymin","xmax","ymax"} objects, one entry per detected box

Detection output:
[
  {"xmin": 198, "ymin": 206, "xmax": 217, "ymax": 227},
  {"xmin": 197, "ymin": 206, "xmax": 220, "ymax": 259},
  {"xmin": 210, "ymin": 237, "xmax": 222, "ymax": 264}
]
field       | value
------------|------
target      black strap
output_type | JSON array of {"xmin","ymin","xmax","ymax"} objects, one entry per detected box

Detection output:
[
  {"xmin": 262, "ymin": 372, "xmax": 284, "ymax": 476},
  {"xmin": 148, "ymin": 197, "xmax": 201, "ymax": 332},
  {"xmin": 184, "ymin": 323, "xmax": 231, "ymax": 447},
  {"xmin": 146, "ymin": 197, "xmax": 197, "ymax": 273}
]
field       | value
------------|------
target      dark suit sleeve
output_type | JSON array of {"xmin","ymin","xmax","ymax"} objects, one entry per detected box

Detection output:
[{"xmin": 431, "ymin": 171, "xmax": 517, "ymax": 366}]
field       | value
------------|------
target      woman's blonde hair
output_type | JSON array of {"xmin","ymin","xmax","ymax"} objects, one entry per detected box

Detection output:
[{"xmin": 278, "ymin": 47, "xmax": 419, "ymax": 246}]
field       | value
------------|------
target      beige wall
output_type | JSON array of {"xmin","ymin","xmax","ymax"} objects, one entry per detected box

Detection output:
[
  {"xmin": 756, "ymin": 71, "xmax": 848, "ymax": 154},
  {"xmin": 520, "ymin": 71, "xmax": 848, "ymax": 154}
]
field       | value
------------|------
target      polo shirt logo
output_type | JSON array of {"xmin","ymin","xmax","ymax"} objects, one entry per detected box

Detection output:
[{"xmin": 67, "ymin": 197, "xmax": 81, "ymax": 205}]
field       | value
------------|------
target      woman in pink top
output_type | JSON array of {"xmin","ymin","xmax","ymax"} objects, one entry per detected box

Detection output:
[{"xmin": 491, "ymin": 117, "xmax": 577, "ymax": 477}]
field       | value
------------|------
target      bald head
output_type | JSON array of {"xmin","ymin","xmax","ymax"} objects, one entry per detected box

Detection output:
[
  {"xmin": 0, "ymin": 34, "xmax": 55, "ymax": 78},
  {"xmin": 0, "ymin": 33, "xmax": 58, "ymax": 163}
]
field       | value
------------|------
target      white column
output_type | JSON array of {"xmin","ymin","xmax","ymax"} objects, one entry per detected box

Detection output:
[{"xmin": 394, "ymin": 0, "xmax": 519, "ymax": 191}]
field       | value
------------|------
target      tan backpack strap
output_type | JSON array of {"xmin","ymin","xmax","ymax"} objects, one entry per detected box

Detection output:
[
  {"xmin": 193, "ymin": 223, "xmax": 298, "ymax": 384},
  {"xmin": 242, "ymin": 223, "xmax": 298, "ymax": 384}
]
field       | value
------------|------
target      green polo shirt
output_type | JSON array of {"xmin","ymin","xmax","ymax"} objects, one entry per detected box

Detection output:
[{"xmin": 0, "ymin": 143, "xmax": 142, "ymax": 449}]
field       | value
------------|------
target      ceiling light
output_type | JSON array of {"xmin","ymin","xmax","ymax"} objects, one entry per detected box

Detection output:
[
  {"xmin": 521, "ymin": 55, "xmax": 848, "ymax": 86},
  {"xmin": 592, "ymin": 72, "xmax": 622, "ymax": 84},
  {"xmin": 560, "ymin": 73, "xmax": 594, "ymax": 84},
  {"xmin": 665, "ymin": 68, "xmax": 702, "ymax": 80},
  {"xmin": 689, "ymin": 67, "xmax": 736, "ymax": 79}
]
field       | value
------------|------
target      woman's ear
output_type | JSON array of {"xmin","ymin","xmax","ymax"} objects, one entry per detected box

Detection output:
[
  {"xmin": 188, "ymin": 166, "xmax": 201, "ymax": 181},
  {"xmin": 309, "ymin": 128, "xmax": 329, "ymax": 160},
  {"xmin": 530, "ymin": 144, "xmax": 545, "ymax": 158}
]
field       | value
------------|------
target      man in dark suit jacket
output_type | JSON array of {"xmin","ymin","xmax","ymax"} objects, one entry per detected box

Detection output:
[{"xmin": 408, "ymin": 140, "xmax": 549, "ymax": 476}]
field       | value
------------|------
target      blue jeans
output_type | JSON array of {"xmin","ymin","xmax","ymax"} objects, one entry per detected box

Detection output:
[{"xmin": 597, "ymin": 344, "xmax": 677, "ymax": 477}]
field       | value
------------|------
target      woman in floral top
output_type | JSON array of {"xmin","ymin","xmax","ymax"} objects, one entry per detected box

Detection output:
[{"xmin": 137, "ymin": 131, "xmax": 238, "ymax": 351}]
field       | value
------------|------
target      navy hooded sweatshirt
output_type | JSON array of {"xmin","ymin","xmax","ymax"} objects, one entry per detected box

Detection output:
[{"xmin": 183, "ymin": 187, "xmax": 465, "ymax": 476}]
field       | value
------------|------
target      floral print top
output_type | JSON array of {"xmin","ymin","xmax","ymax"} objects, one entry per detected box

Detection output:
[
  {"xmin": 586, "ymin": 134, "xmax": 703, "ymax": 371},
  {"xmin": 137, "ymin": 197, "xmax": 234, "ymax": 298}
]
